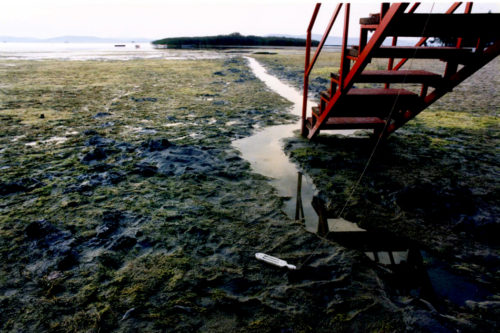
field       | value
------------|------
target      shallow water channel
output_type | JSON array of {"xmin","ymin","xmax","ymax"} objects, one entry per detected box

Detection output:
[{"xmin": 233, "ymin": 57, "xmax": 319, "ymax": 231}]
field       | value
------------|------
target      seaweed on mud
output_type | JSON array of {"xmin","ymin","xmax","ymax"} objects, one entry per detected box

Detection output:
[
  {"xmin": 1, "ymin": 56, "xmax": 383, "ymax": 332},
  {"xmin": 1, "ymin": 51, "xmax": 498, "ymax": 332}
]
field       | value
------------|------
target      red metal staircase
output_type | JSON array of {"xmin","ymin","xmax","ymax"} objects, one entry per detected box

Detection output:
[{"xmin": 302, "ymin": 2, "xmax": 500, "ymax": 139}]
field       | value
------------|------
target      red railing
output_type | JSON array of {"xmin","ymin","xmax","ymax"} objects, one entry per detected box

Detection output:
[
  {"xmin": 300, "ymin": 2, "xmax": 500, "ymax": 139},
  {"xmin": 301, "ymin": 3, "xmax": 345, "ymax": 136},
  {"xmin": 301, "ymin": 2, "xmax": 464, "ymax": 135}
]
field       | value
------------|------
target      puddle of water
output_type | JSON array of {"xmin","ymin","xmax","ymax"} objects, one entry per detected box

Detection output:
[
  {"xmin": 233, "ymin": 57, "xmax": 319, "ymax": 230},
  {"xmin": 422, "ymin": 252, "xmax": 492, "ymax": 306},
  {"xmin": 44, "ymin": 136, "xmax": 69, "ymax": 144},
  {"xmin": 233, "ymin": 57, "xmax": 356, "ymax": 231},
  {"xmin": 305, "ymin": 173, "xmax": 493, "ymax": 305}
]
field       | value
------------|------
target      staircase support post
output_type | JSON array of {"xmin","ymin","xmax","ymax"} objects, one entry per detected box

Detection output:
[
  {"xmin": 301, "ymin": 3, "xmax": 321, "ymax": 137},
  {"xmin": 339, "ymin": 4, "xmax": 350, "ymax": 92}
]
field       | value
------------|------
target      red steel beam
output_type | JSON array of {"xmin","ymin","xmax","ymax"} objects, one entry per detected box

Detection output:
[
  {"xmin": 339, "ymin": 3, "xmax": 350, "ymax": 92},
  {"xmin": 301, "ymin": 3, "xmax": 321, "ymax": 136},
  {"xmin": 456, "ymin": 2, "xmax": 473, "ymax": 48}
]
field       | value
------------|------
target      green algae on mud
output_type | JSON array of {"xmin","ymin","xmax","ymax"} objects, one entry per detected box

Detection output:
[
  {"xmin": 0, "ymin": 56, "xmax": 414, "ymax": 332},
  {"xmin": 0, "ymin": 57, "xmax": 296, "ymax": 331},
  {"xmin": 0, "ymin": 52, "xmax": 498, "ymax": 332}
]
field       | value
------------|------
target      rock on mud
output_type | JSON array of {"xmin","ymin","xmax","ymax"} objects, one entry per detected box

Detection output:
[
  {"xmin": 133, "ymin": 163, "xmax": 158, "ymax": 177},
  {"xmin": 25, "ymin": 220, "xmax": 57, "ymax": 239},
  {"xmin": 24, "ymin": 219, "xmax": 79, "ymax": 273},
  {"xmin": 0, "ymin": 178, "xmax": 44, "ymax": 196},
  {"xmin": 85, "ymin": 135, "xmax": 115, "ymax": 147},
  {"xmin": 139, "ymin": 142, "xmax": 231, "ymax": 177},
  {"xmin": 96, "ymin": 212, "xmax": 122, "ymax": 239},
  {"xmin": 111, "ymin": 235, "xmax": 137, "ymax": 251},
  {"xmin": 81, "ymin": 147, "xmax": 108, "ymax": 163},
  {"xmin": 93, "ymin": 112, "xmax": 111, "ymax": 119},
  {"xmin": 141, "ymin": 138, "xmax": 172, "ymax": 152}
]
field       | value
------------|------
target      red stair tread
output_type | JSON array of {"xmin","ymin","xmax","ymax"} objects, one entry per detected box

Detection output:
[
  {"xmin": 386, "ymin": 13, "xmax": 500, "ymax": 38},
  {"xmin": 319, "ymin": 88, "xmax": 421, "ymax": 118},
  {"xmin": 346, "ymin": 88, "xmax": 417, "ymax": 96},
  {"xmin": 358, "ymin": 13, "xmax": 500, "ymax": 38},
  {"xmin": 312, "ymin": 106, "xmax": 321, "ymax": 118},
  {"xmin": 331, "ymin": 70, "xmax": 441, "ymax": 85},
  {"xmin": 321, "ymin": 88, "xmax": 418, "ymax": 98},
  {"xmin": 307, "ymin": 116, "xmax": 386, "ymax": 130},
  {"xmin": 360, "ymin": 14, "xmax": 380, "ymax": 25},
  {"xmin": 347, "ymin": 46, "xmax": 474, "ymax": 60},
  {"xmin": 325, "ymin": 117, "xmax": 385, "ymax": 125}
]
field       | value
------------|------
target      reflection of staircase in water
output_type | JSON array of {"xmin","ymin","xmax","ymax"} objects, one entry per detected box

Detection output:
[
  {"xmin": 294, "ymin": 172, "xmax": 434, "ymax": 298},
  {"xmin": 294, "ymin": 171, "xmax": 494, "ymax": 305}
]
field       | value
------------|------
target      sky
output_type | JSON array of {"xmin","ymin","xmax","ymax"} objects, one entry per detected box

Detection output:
[{"xmin": 1, "ymin": 0, "xmax": 499, "ymax": 40}]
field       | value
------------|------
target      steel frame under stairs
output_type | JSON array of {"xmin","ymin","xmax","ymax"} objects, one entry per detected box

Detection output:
[{"xmin": 301, "ymin": 2, "xmax": 500, "ymax": 139}]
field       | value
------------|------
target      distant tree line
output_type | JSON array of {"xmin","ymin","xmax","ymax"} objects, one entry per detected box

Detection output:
[{"xmin": 152, "ymin": 32, "xmax": 319, "ymax": 48}]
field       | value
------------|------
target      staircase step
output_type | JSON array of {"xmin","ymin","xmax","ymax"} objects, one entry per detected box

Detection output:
[
  {"xmin": 386, "ymin": 13, "xmax": 500, "ymax": 38},
  {"xmin": 358, "ymin": 14, "xmax": 500, "ymax": 38},
  {"xmin": 347, "ymin": 46, "xmax": 475, "ymax": 61},
  {"xmin": 331, "ymin": 70, "xmax": 441, "ymax": 86},
  {"xmin": 306, "ymin": 116, "xmax": 385, "ymax": 131},
  {"xmin": 320, "ymin": 88, "xmax": 421, "ymax": 118},
  {"xmin": 319, "ymin": 91, "xmax": 330, "ymax": 100},
  {"xmin": 360, "ymin": 14, "xmax": 380, "ymax": 25},
  {"xmin": 322, "ymin": 117, "xmax": 386, "ymax": 130},
  {"xmin": 321, "ymin": 88, "xmax": 418, "ymax": 99},
  {"xmin": 312, "ymin": 106, "xmax": 321, "ymax": 118},
  {"xmin": 305, "ymin": 117, "xmax": 314, "ymax": 130}
]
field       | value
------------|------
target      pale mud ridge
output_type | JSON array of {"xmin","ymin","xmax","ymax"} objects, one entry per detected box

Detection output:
[{"xmin": 0, "ymin": 54, "xmax": 496, "ymax": 332}]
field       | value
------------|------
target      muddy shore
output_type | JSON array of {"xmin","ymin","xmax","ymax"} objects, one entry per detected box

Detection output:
[
  {"xmin": 0, "ymin": 52, "xmax": 499, "ymax": 331},
  {"xmin": 255, "ymin": 51, "xmax": 500, "ymax": 330}
]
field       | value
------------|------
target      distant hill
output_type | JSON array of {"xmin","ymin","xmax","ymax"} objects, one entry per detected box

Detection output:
[
  {"xmin": 152, "ymin": 33, "xmax": 319, "ymax": 48},
  {"xmin": 0, "ymin": 36, "xmax": 151, "ymax": 43}
]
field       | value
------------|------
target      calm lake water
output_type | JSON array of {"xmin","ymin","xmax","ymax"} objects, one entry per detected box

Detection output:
[{"xmin": 0, "ymin": 42, "xmax": 224, "ymax": 61}]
